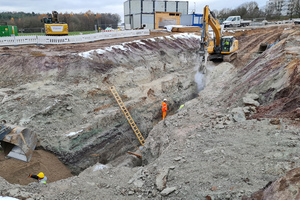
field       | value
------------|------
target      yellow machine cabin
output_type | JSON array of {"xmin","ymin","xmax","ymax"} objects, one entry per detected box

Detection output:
[{"xmin": 42, "ymin": 11, "xmax": 68, "ymax": 36}]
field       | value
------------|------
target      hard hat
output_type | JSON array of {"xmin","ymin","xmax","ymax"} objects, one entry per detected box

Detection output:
[
  {"xmin": 37, "ymin": 172, "xmax": 44, "ymax": 179},
  {"xmin": 163, "ymin": 99, "xmax": 167, "ymax": 102}
]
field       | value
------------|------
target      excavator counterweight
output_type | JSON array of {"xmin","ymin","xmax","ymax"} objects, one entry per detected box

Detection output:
[{"xmin": 42, "ymin": 11, "xmax": 68, "ymax": 36}]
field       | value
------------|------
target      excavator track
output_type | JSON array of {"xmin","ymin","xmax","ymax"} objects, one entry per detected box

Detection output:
[{"xmin": 223, "ymin": 52, "xmax": 237, "ymax": 62}]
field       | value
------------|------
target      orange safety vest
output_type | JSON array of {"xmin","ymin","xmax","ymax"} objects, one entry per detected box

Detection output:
[{"xmin": 162, "ymin": 102, "xmax": 167, "ymax": 112}]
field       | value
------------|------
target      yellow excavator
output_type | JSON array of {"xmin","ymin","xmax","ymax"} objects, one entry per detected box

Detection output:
[
  {"xmin": 200, "ymin": 5, "xmax": 238, "ymax": 63},
  {"xmin": 42, "ymin": 11, "xmax": 68, "ymax": 36}
]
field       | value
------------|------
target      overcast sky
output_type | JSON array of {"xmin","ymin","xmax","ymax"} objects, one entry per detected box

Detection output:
[{"xmin": 1, "ymin": 0, "xmax": 267, "ymax": 22}]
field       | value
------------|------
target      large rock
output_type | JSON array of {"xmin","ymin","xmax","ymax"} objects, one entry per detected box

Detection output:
[
  {"xmin": 245, "ymin": 167, "xmax": 300, "ymax": 200},
  {"xmin": 245, "ymin": 93, "xmax": 259, "ymax": 100},
  {"xmin": 243, "ymin": 97, "xmax": 260, "ymax": 107},
  {"xmin": 156, "ymin": 168, "xmax": 169, "ymax": 191},
  {"xmin": 161, "ymin": 187, "xmax": 177, "ymax": 196},
  {"xmin": 231, "ymin": 107, "xmax": 246, "ymax": 122}
]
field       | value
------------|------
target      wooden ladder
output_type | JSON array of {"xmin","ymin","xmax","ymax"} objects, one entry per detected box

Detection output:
[{"xmin": 109, "ymin": 86, "xmax": 145, "ymax": 146}]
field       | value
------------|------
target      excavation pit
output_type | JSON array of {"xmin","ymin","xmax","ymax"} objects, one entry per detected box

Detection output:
[{"xmin": 0, "ymin": 149, "xmax": 73, "ymax": 185}]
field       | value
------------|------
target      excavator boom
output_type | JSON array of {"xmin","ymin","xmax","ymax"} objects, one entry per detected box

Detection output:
[{"xmin": 202, "ymin": 5, "xmax": 222, "ymax": 48}]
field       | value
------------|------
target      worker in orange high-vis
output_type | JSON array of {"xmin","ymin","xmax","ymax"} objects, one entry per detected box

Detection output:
[{"xmin": 162, "ymin": 99, "xmax": 168, "ymax": 120}]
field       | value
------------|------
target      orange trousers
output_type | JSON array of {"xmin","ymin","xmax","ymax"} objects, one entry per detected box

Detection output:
[{"xmin": 163, "ymin": 111, "xmax": 167, "ymax": 120}]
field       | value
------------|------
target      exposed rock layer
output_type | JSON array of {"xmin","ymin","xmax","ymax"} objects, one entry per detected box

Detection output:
[{"xmin": 0, "ymin": 25, "xmax": 299, "ymax": 199}]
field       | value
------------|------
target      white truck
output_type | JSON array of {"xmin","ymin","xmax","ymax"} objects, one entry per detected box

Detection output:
[
  {"xmin": 223, "ymin": 16, "xmax": 251, "ymax": 27},
  {"xmin": 294, "ymin": 19, "xmax": 300, "ymax": 25}
]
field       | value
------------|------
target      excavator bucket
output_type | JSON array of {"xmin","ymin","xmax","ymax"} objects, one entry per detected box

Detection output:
[{"xmin": 0, "ymin": 124, "xmax": 37, "ymax": 162}]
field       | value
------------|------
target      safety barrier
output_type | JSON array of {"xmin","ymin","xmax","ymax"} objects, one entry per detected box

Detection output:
[{"xmin": 0, "ymin": 29, "xmax": 150, "ymax": 46}]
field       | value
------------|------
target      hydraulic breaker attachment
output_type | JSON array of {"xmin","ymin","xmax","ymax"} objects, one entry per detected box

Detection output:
[
  {"xmin": 198, "ymin": 40, "xmax": 208, "ymax": 73},
  {"xmin": 0, "ymin": 124, "xmax": 37, "ymax": 162}
]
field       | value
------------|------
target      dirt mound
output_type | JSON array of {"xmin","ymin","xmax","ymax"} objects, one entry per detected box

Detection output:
[{"xmin": 0, "ymin": 149, "xmax": 72, "ymax": 185}]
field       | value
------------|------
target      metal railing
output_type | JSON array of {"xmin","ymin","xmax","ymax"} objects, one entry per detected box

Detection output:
[{"xmin": 0, "ymin": 29, "xmax": 150, "ymax": 46}]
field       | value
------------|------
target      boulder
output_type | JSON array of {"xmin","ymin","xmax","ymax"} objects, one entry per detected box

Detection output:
[
  {"xmin": 245, "ymin": 93, "xmax": 259, "ymax": 100},
  {"xmin": 156, "ymin": 168, "xmax": 169, "ymax": 191},
  {"xmin": 231, "ymin": 107, "xmax": 246, "ymax": 122},
  {"xmin": 243, "ymin": 97, "xmax": 260, "ymax": 107},
  {"xmin": 161, "ymin": 187, "xmax": 177, "ymax": 196},
  {"xmin": 245, "ymin": 167, "xmax": 300, "ymax": 200}
]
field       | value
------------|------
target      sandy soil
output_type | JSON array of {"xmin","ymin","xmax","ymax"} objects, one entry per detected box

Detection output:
[{"xmin": 0, "ymin": 149, "xmax": 72, "ymax": 185}]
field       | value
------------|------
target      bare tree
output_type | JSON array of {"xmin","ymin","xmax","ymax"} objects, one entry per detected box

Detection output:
[
  {"xmin": 235, "ymin": 6, "xmax": 248, "ymax": 18},
  {"xmin": 218, "ymin": 8, "xmax": 232, "ymax": 20},
  {"xmin": 215, "ymin": 1, "xmax": 264, "ymax": 20},
  {"xmin": 235, "ymin": 1, "xmax": 262, "ymax": 19}
]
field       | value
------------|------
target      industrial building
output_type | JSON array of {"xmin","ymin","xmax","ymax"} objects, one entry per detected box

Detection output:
[
  {"xmin": 266, "ymin": 0, "xmax": 293, "ymax": 16},
  {"xmin": 124, "ymin": 0, "xmax": 188, "ymax": 30}
]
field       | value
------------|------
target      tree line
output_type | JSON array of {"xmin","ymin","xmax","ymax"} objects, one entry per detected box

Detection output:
[
  {"xmin": 0, "ymin": 10, "xmax": 121, "ymax": 33},
  {"xmin": 214, "ymin": 0, "xmax": 300, "ymax": 21}
]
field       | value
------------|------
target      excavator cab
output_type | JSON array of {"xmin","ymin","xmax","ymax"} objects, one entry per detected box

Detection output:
[
  {"xmin": 221, "ymin": 36, "xmax": 238, "ymax": 62},
  {"xmin": 221, "ymin": 36, "xmax": 238, "ymax": 53},
  {"xmin": 41, "ymin": 11, "xmax": 58, "ymax": 24},
  {"xmin": 221, "ymin": 37, "xmax": 232, "ymax": 52},
  {"xmin": 42, "ymin": 17, "xmax": 53, "ymax": 24}
]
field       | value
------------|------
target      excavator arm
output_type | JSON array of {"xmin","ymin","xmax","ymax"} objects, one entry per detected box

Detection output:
[{"xmin": 199, "ymin": 5, "xmax": 221, "ymax": 71}]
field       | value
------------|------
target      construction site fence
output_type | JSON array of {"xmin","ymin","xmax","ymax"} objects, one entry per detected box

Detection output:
[{"xmin": 0, "ymin": 29, "xmax": 150, "ymax": 46}]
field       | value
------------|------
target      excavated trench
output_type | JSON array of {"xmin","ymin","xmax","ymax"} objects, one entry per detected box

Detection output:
[
  {"xmin": 55, "ymin": 35, "xmax": 205, "ymax": 174},
  {"xmin": 0, "ymin": 33, "xmax": 205, "ymax": 184},
  {"xmin": 1, "ymin": 25, "xmax": 300, "ymax": 200},
  {"xmin": 1, "ymin": 26, "xmax": 295, "ymax": 186}
]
